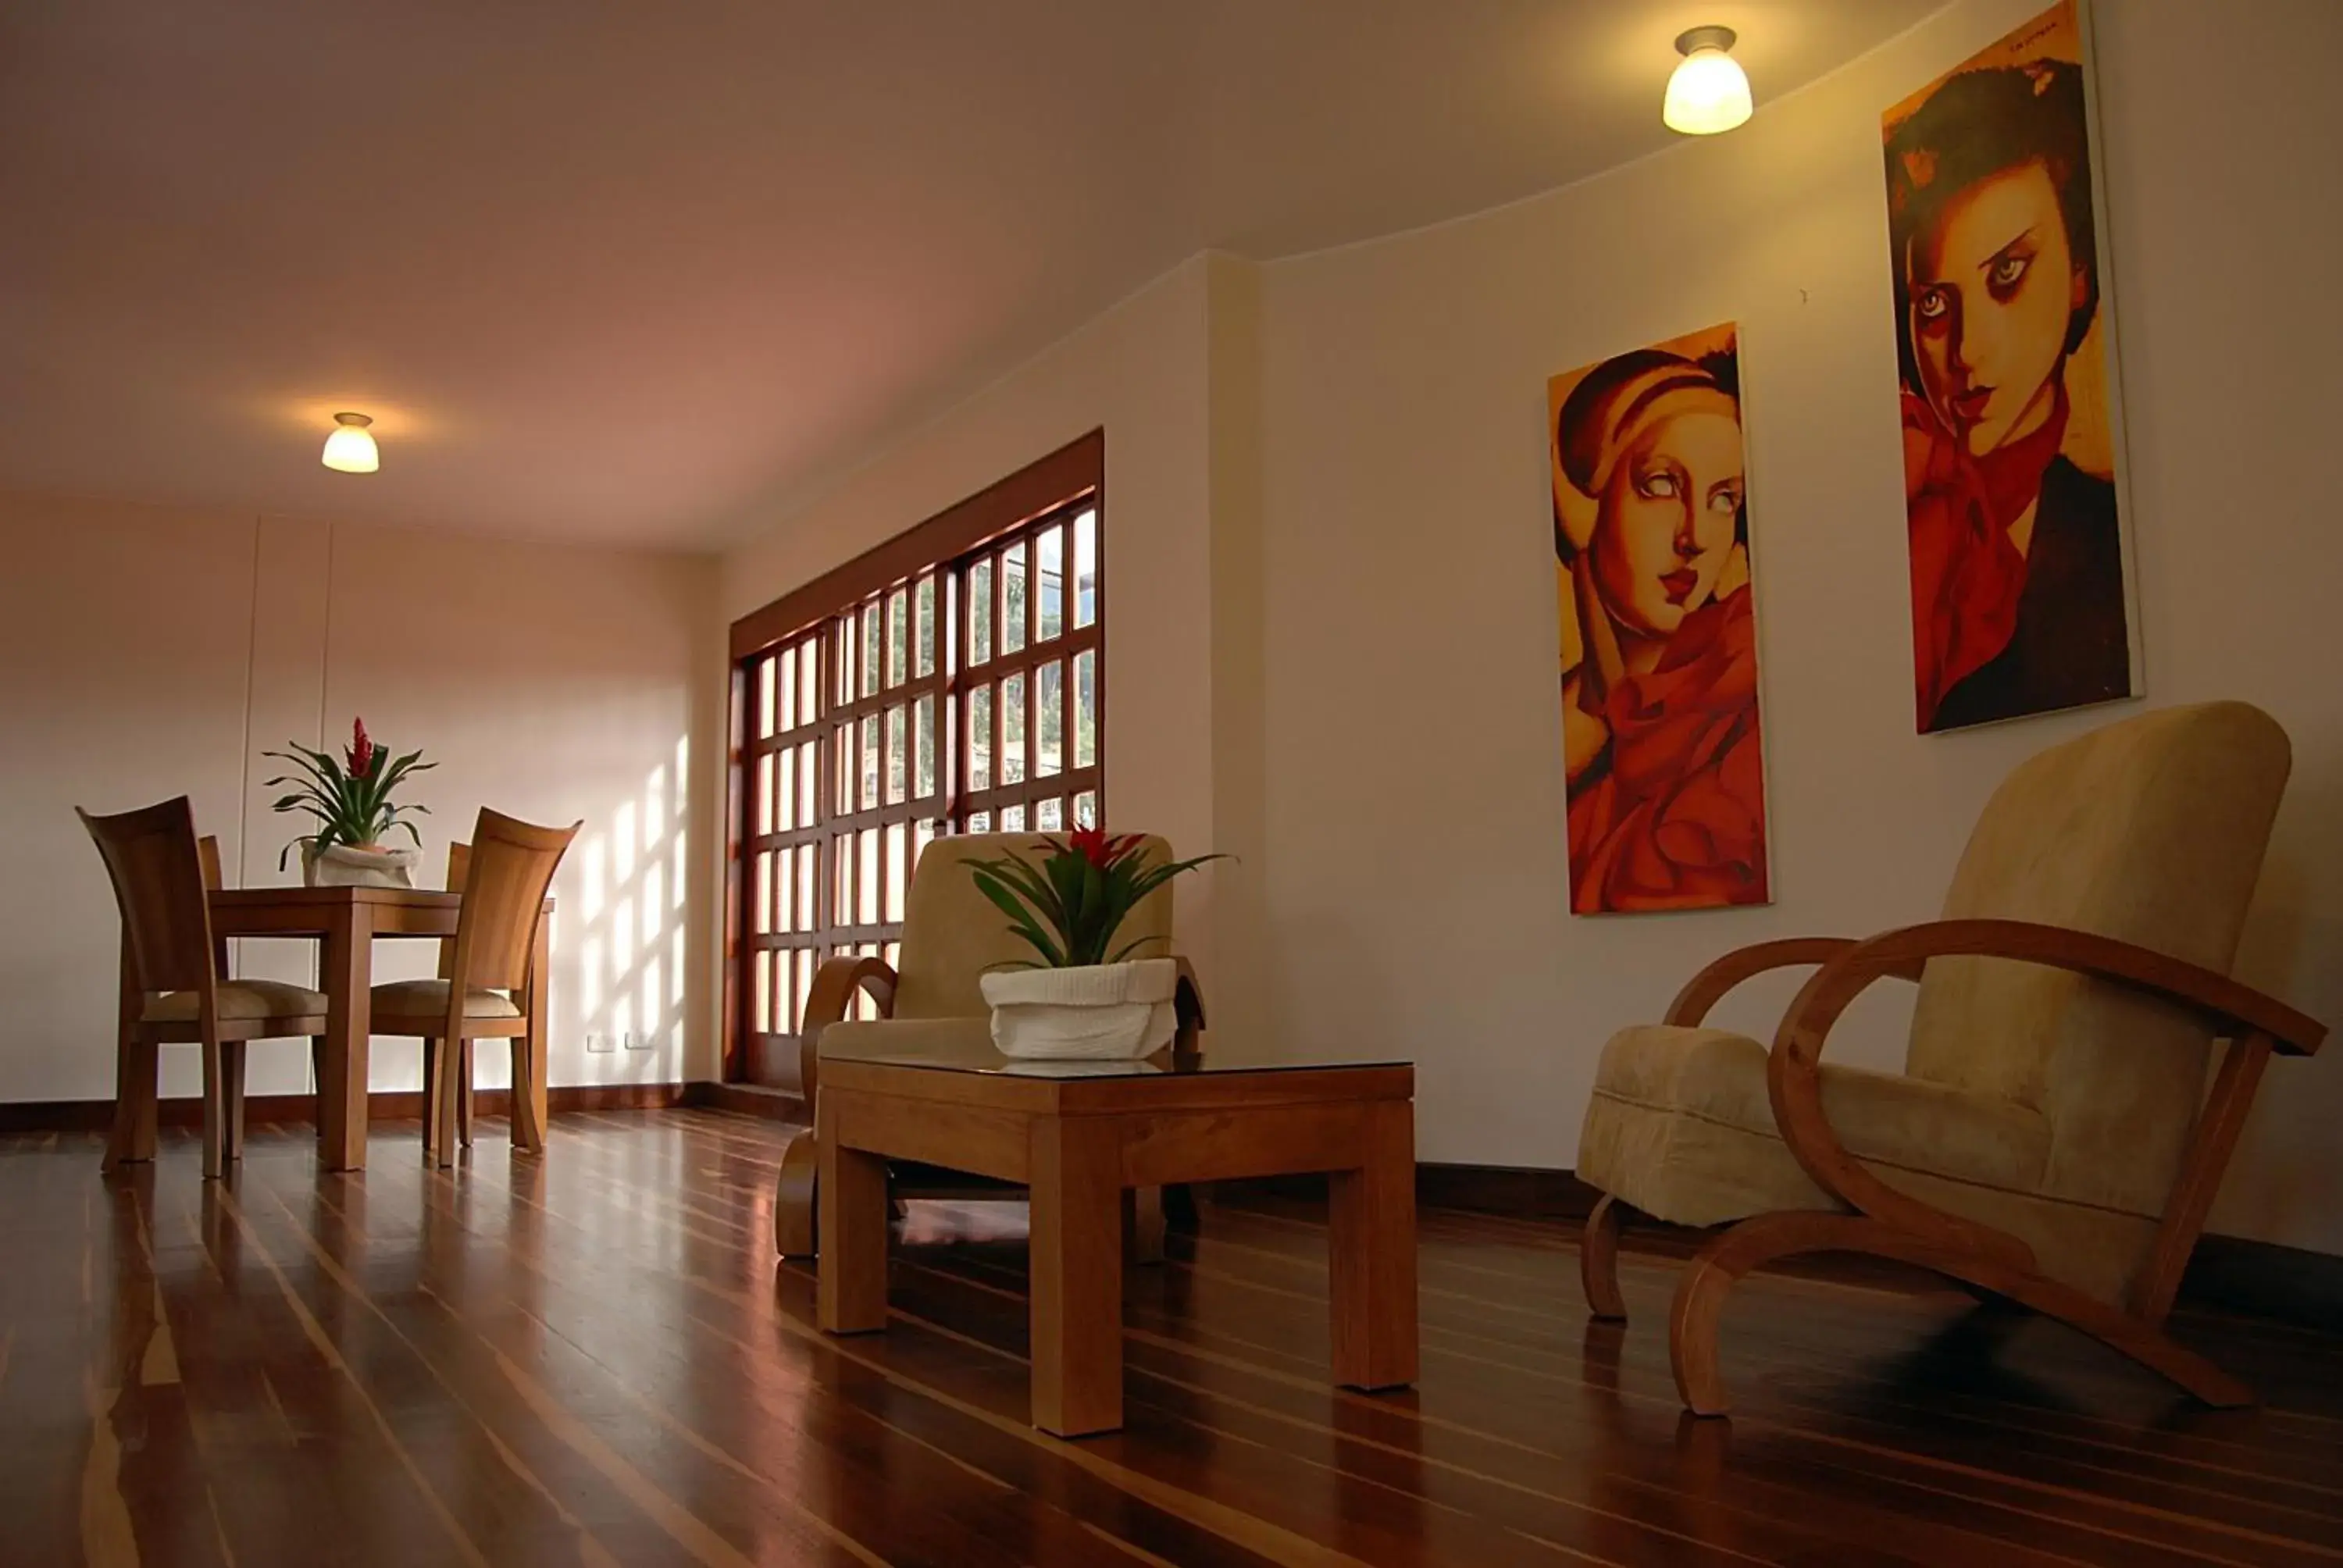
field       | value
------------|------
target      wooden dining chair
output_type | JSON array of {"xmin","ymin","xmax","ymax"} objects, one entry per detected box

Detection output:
[
  {"xmin": 369, "ymin": 811, "xmax": 576, "ymax": 1167},
  {"xmin": 80, "ymin": 797, "xmax": 330, "ymax": 1178}
]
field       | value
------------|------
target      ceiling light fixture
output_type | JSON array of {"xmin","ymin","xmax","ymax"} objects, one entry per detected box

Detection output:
[
  {"xmin": 1664, "ymin": 25, "xmax": 1753, "ymax": 136},
  {"xmin": 321, "ymin": 412, "xmax": 380, "ymax": 473}
]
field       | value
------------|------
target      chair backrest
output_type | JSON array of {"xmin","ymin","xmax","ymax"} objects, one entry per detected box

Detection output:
[
  {"xmin": 448, "ymin": 811, "xmax": 578, "ymax": 993},
  {"xmin": 1905, "ymin": 702, "xmax": 2291, "ymax": 1211},
  {"xmin": 892, "ymin": 832, "xmax": 1179, "ymax": 1019},
  {"xmin": 196, "ymin": 834, "xmax": 229, "ymax": 978},
  {"xmin": 437, "ymin": 840, "xmax": 472, "ymax": 982},
  {"xmin": 78, "ymin": 796, "xmax": 215, "ymax": 996}
]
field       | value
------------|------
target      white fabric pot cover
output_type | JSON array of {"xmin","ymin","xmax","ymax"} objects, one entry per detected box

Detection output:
[
  {"xmin": 303, "ymin": 842, "xmax": 420, "ymax": 889},
  {"xmin": 979, "ymin": 957, "xmax": 1178, "ymax": 1060}
]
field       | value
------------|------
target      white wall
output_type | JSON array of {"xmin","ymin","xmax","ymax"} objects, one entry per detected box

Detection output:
[
  {"xmin": 721, "ymin": 256, "xmax": 1265, "ymax": 1041},
  {"xmin": 0, "ymin": 490, "xmax": 720, "ymax": 1104},
  {"xmin": 1254, "ymin": 0, "xmax": 2343, "ymax": 1253}
]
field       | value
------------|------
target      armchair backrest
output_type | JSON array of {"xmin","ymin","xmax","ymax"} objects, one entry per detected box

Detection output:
[
  {"xmin": 892, "ymin": 833, "xmax": 1179, "ymax": 1019},
  {"xmin": 1905, "ymin": 702, "xmax": 2291, "ymax": 1211}
]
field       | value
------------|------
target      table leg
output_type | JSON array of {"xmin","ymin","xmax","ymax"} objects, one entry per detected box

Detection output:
[
  {"xmin": 816, "ymin": 1097, "xmax": 890, "ymax": 1335},
  {"xmin": 310, "ymin": 1037, "xmax": 329, "ymax": 1148},
  {"xmin": 1328, "ymin": 1099, "xmax": 1418, "ymax": 1391},
  {"xmin": 318, "ymin": 901, "xmax": 374, "ymax": 1171},
  {"xmin": 105, "ymin": 931, "xmax": 156, "ymax": 1171},
  {"xmin": 1123, "ymin": 1186, "xmax": 1167, "ymax": 1265},
  {"xmin": 221, "ymin": 1039, "xmax": 247, "ymax": 1165},
  {"xmin": 512, "ymin": 917, "xmax": 551, "ymax": 1153},
  {"xmin": 1029, "ymin": 1115, "xmax": 1124, "ymax": 1436}
]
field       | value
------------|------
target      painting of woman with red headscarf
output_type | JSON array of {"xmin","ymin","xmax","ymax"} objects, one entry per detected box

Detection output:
[
  {"xmin": 1551, "ymin": 323, "xmax": 1770, "ymax": 915},
  {"xmin": 1885, "ymin": 0, "xmax": 2139, "ymax": 733}
]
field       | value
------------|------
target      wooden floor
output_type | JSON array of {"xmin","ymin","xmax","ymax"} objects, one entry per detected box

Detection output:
[{"xmin": 5, "ymin": 1113, "xmax": 2341, "ymax": 1567}]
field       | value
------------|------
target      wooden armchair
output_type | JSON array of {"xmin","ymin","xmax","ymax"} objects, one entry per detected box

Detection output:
[
  {"xmin": 774, "ymin": 832, "xmax": 1206, "ymax": 1258},
  {"xmin": 1575, "ymin": 702, "xmax": 2325, "ymax": 1414}
]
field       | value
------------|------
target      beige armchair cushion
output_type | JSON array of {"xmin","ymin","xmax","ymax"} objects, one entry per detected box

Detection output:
[
  {"xmin": 143, "ymin": 979, "xmax": 328, "ymax": 1024},
  {"xmin": 1580, "ymin": 1025, "xmax": 2052, "ymax": 1231},
  {"xmin": 1906, "ymin": 701, "xmax": 2289, "ymax": 1217},
  {"xmin": 369, "ymin": 978, "xmax": 522, "ymax": 1021}
]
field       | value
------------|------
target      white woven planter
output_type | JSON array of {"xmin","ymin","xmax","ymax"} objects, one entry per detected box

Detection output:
[
  {"xmin": 302, "ymin": 842, "xmax": 420, "ymax": 889},
  {"xmin": 979, "ymin": 957, "xmax": 1178, "ymax": 1060}
]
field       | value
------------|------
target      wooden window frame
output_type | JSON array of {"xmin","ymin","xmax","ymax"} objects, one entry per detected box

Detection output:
[
  {"xmin": 724, "ymin": 431, "xmax": 1104, "ymax": 1086},
  {"xmin": 947, "ymin": 499, "xmax": 1104, "ymax": 836}
]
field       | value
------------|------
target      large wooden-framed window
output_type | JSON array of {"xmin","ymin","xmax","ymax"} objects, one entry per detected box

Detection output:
[
  {"xmin": 726, "ymin": 432, "xmax": 1104, "ymax": 1087},
  {"xmin": 953, "ymin": 499, "xmax": 1100, "ymax": 835}
]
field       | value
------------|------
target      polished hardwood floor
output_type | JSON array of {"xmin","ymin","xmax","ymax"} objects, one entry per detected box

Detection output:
[{"xmin": 5, "ymin": 1110, "xmax": 2341, "ymax": 1566}]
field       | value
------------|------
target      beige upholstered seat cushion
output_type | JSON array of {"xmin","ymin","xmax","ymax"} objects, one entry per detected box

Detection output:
[
  {"xmin": 369, "ymin": 978, "xmax": 522, "ymax": 1021},
  {"xmin": 822, "ymin": 1014, "xmax": 997, "ymax": 1060},
  {"xmin": 1578, "ymin": 1025, "xmax": 2052, "ymax": 1231},
  {"xmin": 143, "ymin": 979, "xmax": 328, "ymax": 1024}
]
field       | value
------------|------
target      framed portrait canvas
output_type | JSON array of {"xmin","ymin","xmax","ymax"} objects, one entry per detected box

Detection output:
[
  {"xmin": 1885, "ymin": 0, "xmax": 2142, "ymax": 734},
  {"xmin": 1550, "ymin": 322, "xmax": 1771, "ymax": 915}
]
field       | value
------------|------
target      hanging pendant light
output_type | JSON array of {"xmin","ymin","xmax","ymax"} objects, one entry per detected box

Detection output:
[
  {"xmin": 321, "ymin": 412, "xmax": 380, "ymax": 473},
  {"xmin": 1664, "ymin": 26, "xmax": 1753, "ymax": 136}
]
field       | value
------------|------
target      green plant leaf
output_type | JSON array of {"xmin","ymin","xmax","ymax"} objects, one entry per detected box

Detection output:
[
  {"xmin": 972, "ymin": 850, "xmax": 1065, "ymax": 931},
  {"xmin": 972, "ymin": 875, "xmax": 1065, "ymax": 965}
]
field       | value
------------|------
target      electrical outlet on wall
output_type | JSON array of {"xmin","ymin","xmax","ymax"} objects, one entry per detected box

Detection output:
[
  {"xmin": 622, "ymin": 1031, "xmax": 651, "ymax": 1051},
  {"xmin": 586, "ymin": 1032, "xmax": 615, "ymax": 1053}
]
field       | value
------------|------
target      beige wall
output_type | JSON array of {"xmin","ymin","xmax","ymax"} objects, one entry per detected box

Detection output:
[
  {"xmin": 0, "ymin": 490, "xmax": 720, "ymax": 1103},
  {"xmin": 720, "ymin": 256, "xmax": 1267, "ymax": 1045},
  {"xmin": 1255, "ymin": 0, "xmax": 2343, "ymax": 1253}
]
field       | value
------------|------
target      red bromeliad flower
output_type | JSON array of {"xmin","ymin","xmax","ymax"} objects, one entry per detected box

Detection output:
[
  {"xmin": 347, "ymin": 716, "xmax": 376, "ymax": 779},
  {"xmin": 1066, "ymin": 825, "xmax": 1147, "ymax": 869},
  {"xmin": 1068, "ymin": 825, "xmax": 1112, "ymax": 868}
]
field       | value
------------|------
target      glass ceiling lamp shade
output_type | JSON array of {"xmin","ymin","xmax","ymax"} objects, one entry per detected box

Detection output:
[
  {"xmin": 1664, "ymin": 26, "xmax": 1753, "ymax": 136},
  {"xmin": 321, "ymin": 412, "xmax": 380, "ymax": 473}
]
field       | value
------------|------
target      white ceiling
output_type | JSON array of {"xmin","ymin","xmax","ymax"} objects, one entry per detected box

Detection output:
[{"xmin": 0, "ymin": 1, "xmax": 1942, "ymax": 549}]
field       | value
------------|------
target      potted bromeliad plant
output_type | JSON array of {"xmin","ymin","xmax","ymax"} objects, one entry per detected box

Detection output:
[
  {"xmin": 968, "ymin": 826, "xmax": 1221, "ymax": 1059},
  {"xmin": 265, "ymin": 717, "xmax": 435, "ymax": 888}
]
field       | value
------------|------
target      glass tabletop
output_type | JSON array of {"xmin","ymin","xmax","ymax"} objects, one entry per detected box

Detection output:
[{"xmin": 822, "ymin": 1041, "xmax": 1409, "ymax": 1080}]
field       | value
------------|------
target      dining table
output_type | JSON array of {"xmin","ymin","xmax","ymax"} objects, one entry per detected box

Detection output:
[{"xmin": 110, "ymin": 884, "xmax": 552, "ymax": 1171}]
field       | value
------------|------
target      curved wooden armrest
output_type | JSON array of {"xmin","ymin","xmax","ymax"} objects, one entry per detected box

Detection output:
[
  {"xmin": 800, "ymin": 955, "xmax": 899, "ymax": 1107},
  {"xmin": 1779, "ymin": 919, "xmax": 2323, "ymax": 1064},
  {"xmin": 1761, "ymin": 918, "xmax": 2323, "ymax": 1270},
  {"xmin": 1664, "ymin": 938, "xmax": 1914, "ymax": 1027},
  {"xmin": 1173, "ymin": 956, "xmax": 1207, "ymax": 1046}
]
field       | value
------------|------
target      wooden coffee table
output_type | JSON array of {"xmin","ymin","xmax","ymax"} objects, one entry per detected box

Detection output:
[{"xmin": 814, "ymin": 1043, "xmax": 1418, "ymax": 1437}]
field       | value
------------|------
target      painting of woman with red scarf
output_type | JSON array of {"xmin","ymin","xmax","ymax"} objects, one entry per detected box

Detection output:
[
  {"xmin": 1886, "ymin": 0, "xmax": 2138, "ymax": 733},
  {"xmin": 1551, "ymin": 323, "xmax": 1770, "ymax": 915}
]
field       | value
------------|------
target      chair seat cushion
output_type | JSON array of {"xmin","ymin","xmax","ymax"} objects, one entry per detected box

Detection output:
[
  {"xmin": 143, "ymin": 979, "xmax": 329, "ymax": 1024},
  {"xmin": 1578, "ymin": 1025, "xmax": 2052, "ymax": 1230},
  {"xmin": 369, "ymin": 978, "xmax": 522, "ymax": 1022},
  {"xmin": 820, "ymin": 1014, "xmax": 996, "ymax": 1060}
]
